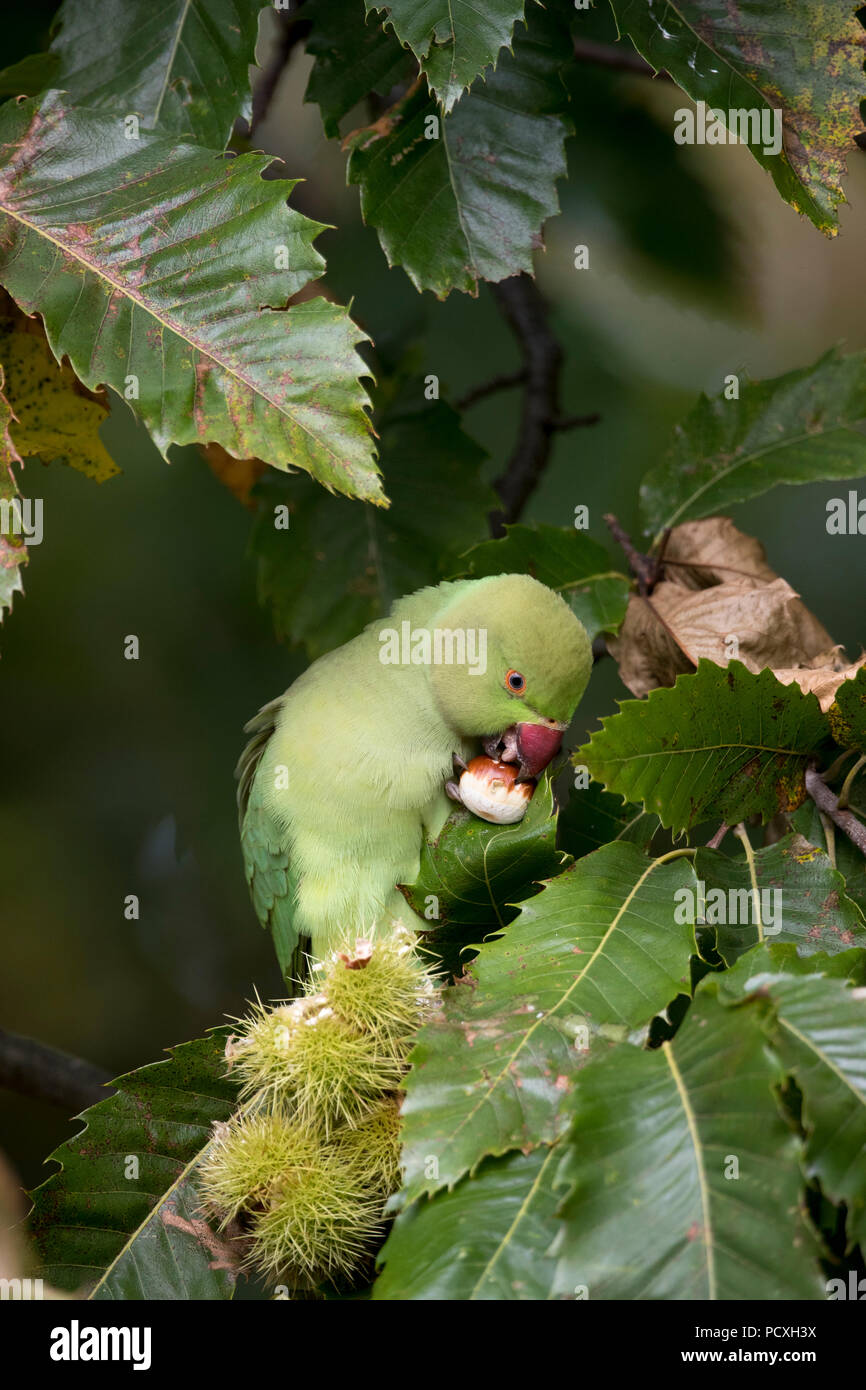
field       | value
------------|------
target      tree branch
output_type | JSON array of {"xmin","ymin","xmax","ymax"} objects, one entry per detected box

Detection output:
[
  {"xmin": 805, "ymin": 765, "xmax": 866, "ymax": 857},
  {"xmin": 488, "ymin": 275, "xmax": 598, "ymax": 536},
  {"xmin": 0, "ymin": 1030, "xmax": 114, "ymax": 1112}
]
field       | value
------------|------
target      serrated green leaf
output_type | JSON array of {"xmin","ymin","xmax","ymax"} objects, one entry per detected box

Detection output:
[
  {"xmin": 769, "ymin": 974, "xmax": 866, "ymax": 1247},
  {"xmin": 397, "ymin": 842, "xmax": 698, "ymax": 1203},
  {"xmin": 580, "ymin": 661, "xmax": 829, "ymax": 833},
  {"xmin": 28, "ymin": 1031, "xmax": 241, "ymax": 1299},
  {"xmin": 374, "ymin": 1145, "xmax": 560, "ymax": 1299},
  {"xmin": 0, "ymin": 94, "xmax": 379, "ymax": 501},
  {"xmin": 346, "ymin": 4, "xmax": 571, "ymax": 296},
  {"xmin": 828, "ymin": 665, "xmax": 866, "ymax": 751},
  {"xmin": 609, "ymin": 0, "xmax": 866, "ymax": 235},
  {"xmin": 551, "ymin": 987, "xmax": 824, "ymax": 1300},
  {"xmin": 368, "ymin": 0, "xmax": 526, "ymax": 112},
  {"xmin": 253, "ymin": 392, "xmax": 492, "ymax": 659},
  {"xmin": 717, "ymin": 940, "xmax": 866, "ymax": 992},
  {"xmin": 458, "ymin": 524, "xmax": 629, "ymax": 641},
  {"xmin": 791, "ymin": 796, "xmax": 866, "ymax": 918},
  {"xmin": 402, "ymin": 770, "xmax": 564, "ymax": 976},
  {"xmin": 695, "ymin": 834, "xmax": 866, "ymax": 966},
  {"xmin": 719, "ymin": 956, "xmax": 866, "ymax": 1249},
  {"xmin": 639, "ymin": 349, "xmax": 866, "ymax": 540},
  {"xmin": 557, "ymin": 780, "xmax": 658, "ymax": 860},
  {"xmin": 50, "ymin": 0, "xmax": 268, "ymax": 147},
  {"xmin": 305, "ymin": 0, "xmax": 412, "ymax": 138}
]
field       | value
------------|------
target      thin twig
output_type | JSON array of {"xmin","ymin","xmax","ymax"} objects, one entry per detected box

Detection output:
[
  {"xmin": 457, "ymin": 369, "xmax": 527, "ymax": 412},
  {"xmin": 805, "ymin": 765, "xmax": 866, "ymax": 857},
  {"xmin": 603, "ymin": 513, "xmax": 655, "ymax": 593},
  {"xmin": 706, "ymin": 822, "xmax": 729, "ymax": 850},
  {"xmin": 489, "ymin": 275, "xmax": 597, "ymax": 536},
  {"xmin": 572, "ymin": 36, "xmax": 672, "ymax": 82},
  {"xmin": 0, "ymin": 1030, "xmax": 114, "ymax": 1113}
]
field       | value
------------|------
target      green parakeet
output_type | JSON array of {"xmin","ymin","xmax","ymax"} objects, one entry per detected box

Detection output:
[{"xmin": 237, "ymin": 574, "xmax": 592, "ymax": 984}]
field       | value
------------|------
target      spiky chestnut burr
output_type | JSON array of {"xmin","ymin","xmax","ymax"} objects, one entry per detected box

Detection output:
[
  {"xmin": 198, "ymin": 1111, "xmax": 323, "ymax": 1224},
  {"xmin": 334, "ymin": 1097, "xmax": 403, "ymax": 1193},
  {"xmin": 229, "ymin": 995, "xmax": 405, "ymax": 1137},
  {"xmin": 320, "ymin": 926, "xmax": 438, "ymax": 1050},
  {"xmin": 207, "ymin": 933, "xmax": 440, "ymax": 1288}
]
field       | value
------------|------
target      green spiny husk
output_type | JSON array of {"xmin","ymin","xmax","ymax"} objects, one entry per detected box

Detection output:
[
  {"xmin": 334, "ymin": 1097, "xmax": 403, "ymax": 1193},
  {"xmin": 198, "ymin": 1111, "xmax": 323, "ymax": 1223},
  {"xmin": 318, "ymin": 926, "xmax": 438, "ymax": 1047},
  {"xmin": 203, "ymin": 929, "xmax": 436, "ymax": 1287},
  {"xmin": 231, "ymin": 995, "xmax": 405, "ymax": 1135}
]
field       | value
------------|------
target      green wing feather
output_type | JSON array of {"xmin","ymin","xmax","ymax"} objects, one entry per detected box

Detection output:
[{"xmin": 236, "ymin": 697, "xmax": 310, "ymax": 992}]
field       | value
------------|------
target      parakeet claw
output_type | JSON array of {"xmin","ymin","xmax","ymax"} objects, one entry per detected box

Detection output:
[
  {"xmin": 452, "ymin": 752, "xmax": 468, "ymax": 774},
  {"xmin": 445, "ymin": 779, "xmax": 464, "ymax": 804}
]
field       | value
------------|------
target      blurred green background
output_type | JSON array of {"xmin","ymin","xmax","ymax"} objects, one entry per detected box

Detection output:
[{"xmin": 3, "ymin": 4, "xmax": 866, "ymax": 1189}]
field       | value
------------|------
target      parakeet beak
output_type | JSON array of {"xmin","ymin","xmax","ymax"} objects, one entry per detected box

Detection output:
[
  {"xmin": 515, "ymin": 722, "xmax": 564, "ymax": 778},
  {"xmin": 482, "ymin": 722, "xmax": 566, "ymax": 780}
]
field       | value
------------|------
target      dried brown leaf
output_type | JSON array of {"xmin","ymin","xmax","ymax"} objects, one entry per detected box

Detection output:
[{"xmin": 610, "ymin": 517, "xmax": 844, "ymax": 698}]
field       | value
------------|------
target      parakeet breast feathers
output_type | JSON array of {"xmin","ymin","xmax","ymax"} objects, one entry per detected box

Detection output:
[{"xmin": 238, "ymin": 573, "xmax": 592, "ymax": 986}]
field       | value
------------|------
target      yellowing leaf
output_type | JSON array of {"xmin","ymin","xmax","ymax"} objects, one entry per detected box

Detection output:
[{"xmin": 0, "ymin": 310, "xmax": 117, "ymax": 481}]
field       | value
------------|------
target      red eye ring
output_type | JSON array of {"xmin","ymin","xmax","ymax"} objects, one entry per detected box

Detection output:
[{"xmin": 505, "ymin": 669, "xmax": 526, "ymax": 694}]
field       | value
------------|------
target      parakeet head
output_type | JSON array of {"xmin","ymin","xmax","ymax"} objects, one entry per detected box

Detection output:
[{"xmin": 429, "ymin": 574, "xmax": 592, "ymax": 778}]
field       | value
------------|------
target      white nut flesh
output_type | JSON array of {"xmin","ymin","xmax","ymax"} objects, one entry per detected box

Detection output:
[{"xmin": 458, "ymin": 759, "xmax": 533, "ymax": 825}]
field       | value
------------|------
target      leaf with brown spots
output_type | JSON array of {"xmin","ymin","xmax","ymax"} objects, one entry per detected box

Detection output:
[
  {"xmin": 579, "ymin": 660, "xmax": 829, "ymax": 832},
  {"xmin": 828, "ymin": 664, "xmax": 866, "ymax": 751},
  {"xmin": 0, "ymin": 94, "xmax": 380, "ymax": 503},
  {"xmin": 610, "ymin": 0, "xmax": 866, "ymax": 234},
  {"xmin": 696, "ymin": 832, "xmax": 866, "ymax": 965}
]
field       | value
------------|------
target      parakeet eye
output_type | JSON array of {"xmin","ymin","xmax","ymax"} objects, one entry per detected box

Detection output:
[{"xmin": 505, "ymin": 669, "xmax": 526, "ymax": 694}]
